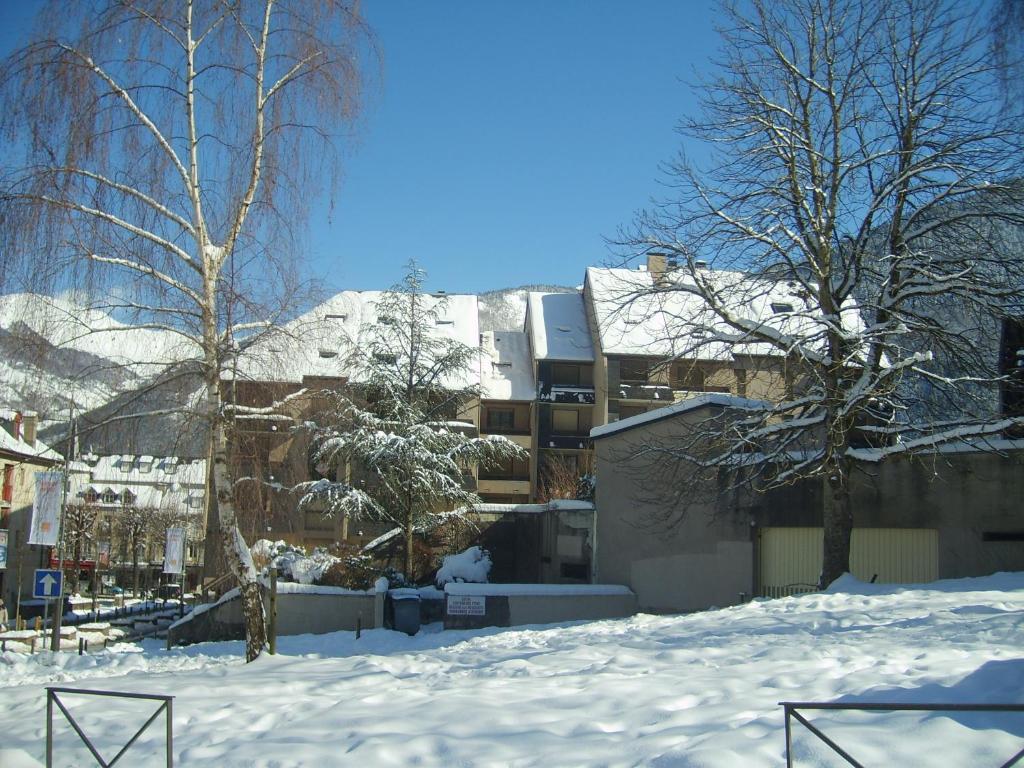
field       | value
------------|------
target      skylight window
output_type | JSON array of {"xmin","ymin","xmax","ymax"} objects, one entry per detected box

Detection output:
[
  {"xmin": 318, "ymin": 349, "xmax": 338, "ymax": 359},
  {"xmin": 435, "ymin": 319, "xmax": 454, "ymax": 326},
  {"xmin": 771, "ymin": 302, "xmax": 795, "ymax": 314},
  {"xmin": 324, "ymin": 313, "xmax": 347, "ymax": 321}
]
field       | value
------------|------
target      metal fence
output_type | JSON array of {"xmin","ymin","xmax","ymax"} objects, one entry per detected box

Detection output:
[
  {"xmin": 781, "ymin": 701, "xmax": 1024, "ymax": 768},
  {"xmin": 46, "ymin": 687, "xmax": 174, "ymax": 767}
]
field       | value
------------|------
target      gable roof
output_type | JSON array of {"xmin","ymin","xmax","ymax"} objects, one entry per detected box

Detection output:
[
  {"xmin": 590, "ymin": 392, "xmax": 771, "ymax": 440},
  {"xmin": 480, "ymin": 331, "xmax": 535, "ymax": 401},
  {"xmin": 525, "ymin": 292, "xmax": 594, "ymax": 362},
  {"xmin": 585, "ymin": 266, "xmax": 865, "ymax": 361},
  {"xmin": 236, "ymin": 291, "xmax": 482, "ymax": 389}
]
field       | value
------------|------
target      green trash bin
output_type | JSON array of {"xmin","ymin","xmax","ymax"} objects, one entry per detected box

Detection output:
[{"xmin": 390, "ymin": 589, "xmax": 421, "ymax": 636}]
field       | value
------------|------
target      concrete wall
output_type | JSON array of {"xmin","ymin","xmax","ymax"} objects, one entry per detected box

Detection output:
[
  {"xmin": 593, "ymin": 403, "xmax": 1024, "ymax": 614},
  {"xmin": 443, "ymin": 583, "xmax": 637, "ymax": 630},
  {"xmin": 167, "ymin": 586, "xmax": 386, "ymax": 646},
  {"xmin": 594, "ymin": 405, "xmax": 758, "ymax": 613}
]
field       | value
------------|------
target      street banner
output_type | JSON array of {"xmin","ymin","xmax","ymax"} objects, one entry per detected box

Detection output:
[
  {"xmin": 29, "ymin": 471, "xmax": 63, "ymax": 546},
  {"xmin": 98, "ymin": 540, "xmax": 110, "ymax": 568},
  {"xmin": 0, "ymin": 529, "xmax": 7, "ymax": 569},
  {"xmin": 163, "ymin": 527, "xmax": 185, "ymax": 574}
]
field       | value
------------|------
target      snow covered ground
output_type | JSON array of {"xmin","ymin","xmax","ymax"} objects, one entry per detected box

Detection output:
[{"xmin": 1, "ymin": 573, "xmax": 1022, "ymax": 767}]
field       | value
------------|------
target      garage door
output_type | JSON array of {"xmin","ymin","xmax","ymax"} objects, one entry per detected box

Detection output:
[{"xmin": 759, "ymin": 527, "xmax": 939, "ymax": 598}]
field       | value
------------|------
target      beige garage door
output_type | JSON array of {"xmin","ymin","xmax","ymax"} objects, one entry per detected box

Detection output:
[{"xmin": 759, "ymin": 527, "xmax": 939, "ymax": 598}]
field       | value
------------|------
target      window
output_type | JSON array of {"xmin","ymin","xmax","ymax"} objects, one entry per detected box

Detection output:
[
  {"xmin": 552, "ymin": 364, "xmax": 580, "ymax": 386},
  {"xmin": 735, "ymin": 368, "xmax": 747, "ymax": 396},
  {"xmin": 83, "ymin": 489, "xmax": 99, "ymax": 504},
  {"xmin": 672, "ymin": 365, "xmax": 705, "ymax": 392},
  {"xmin": 374, "ymin": 352, "xmax": 397, "ymax": 365},
  {"xmin": 101, "ymin": 490, "xmax": 118, "ymax": 504},
  {"xmin": 480, "ymin": 456, "xmax": 530, "ymax": 481},
  {"xmin": 122, "ymin": 490, "xmax": 135, "ymax": 505},
  {"xmin": 552, "ymin": 409, "xmax": 580, "ymax": 434},
  {"xmin": 771, "ymin": 302, "xmax": 795, "ymax": 314},
  {"xmin": 2, "ymin": 464, "xmax": 12, "ymax": 504},
  {"xmin": 318, "ymin": 349, "xmax": 338, "ymax": 359},
  {"xmin": 619, "ymin": 358, "xmax": 649, "ymax": 384},
  {"xmin": 378, "ymin": 315, "xmax": 395, "ymax": 325},
  {"xmin": 486, "ymin": 408, "xmax": 515, "ymax": 432}
]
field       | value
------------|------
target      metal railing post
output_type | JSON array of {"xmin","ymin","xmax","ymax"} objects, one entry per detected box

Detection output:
[
  {"xmin": 784, "ymin": 703, "xmax": 792, "ymax": 768},
  {"xmin": 46, "ymin": 688, "xmax": 53, "ymax": 767},
  {"xmin": 166, "ymin": 698, "xmax": 173, "ymax": 768}
]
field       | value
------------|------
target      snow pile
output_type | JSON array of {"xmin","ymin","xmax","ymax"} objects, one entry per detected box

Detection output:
[
  {"xmin": 1, "ymin": 572, "xmax": 1023, "ymax": 766},
  {"xmin": 252, "ymin": 540, "xmax": 340, "ymax": 585},
  {"xmin": 435, "ymin": 546, "xmax": 492, "ymax": 587}
]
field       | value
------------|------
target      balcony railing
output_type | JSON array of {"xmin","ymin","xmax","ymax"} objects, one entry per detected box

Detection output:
[
  {"xmin": 616, "ymin": 382, "xmax": 674, "ymax": 401},
  {"xmin": 539, "ymin": 433, "xmax": 592, "ymax": 451},
  {"xmin": 539, "ymin": 384, "xmax": 596, "ymax": 405}
]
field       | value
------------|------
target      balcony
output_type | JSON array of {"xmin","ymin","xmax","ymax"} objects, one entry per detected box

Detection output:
[
  {"xmin": 540, "ymin": 433, "xmax": 592, "ymax": 451},
  {"xmin": 478, "ymin": 478, "xmax": 531, "ymax": 497},
  {"xmin": 616, "ymin": 382, "xmax": 674, "ymax": 402},
  {"xmin": 539, "ymin": 383, "xmax": 596, "ymax": 405}
]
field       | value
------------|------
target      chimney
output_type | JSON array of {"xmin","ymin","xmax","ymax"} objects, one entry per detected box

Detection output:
[
  {"xmin": 13, "ymin": 412, "xmax": 22, "ymax": 441},
  {"xmin": 646, "ymin": 252, "xmax": 668, "ymax": 280},
  {"xmin": 23, "ymin": 412, "xmax": 37, "ymax": 446}
]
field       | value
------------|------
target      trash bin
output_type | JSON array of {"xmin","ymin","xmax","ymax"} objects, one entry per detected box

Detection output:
[{"xmin": 390, "ymin": 589, "xmax": 421, "ymax": 636}]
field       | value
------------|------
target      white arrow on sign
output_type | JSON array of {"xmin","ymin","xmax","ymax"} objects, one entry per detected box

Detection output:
[{"xmin": 40, "ymin": 573, "xmax": 59, "ymax": 596}]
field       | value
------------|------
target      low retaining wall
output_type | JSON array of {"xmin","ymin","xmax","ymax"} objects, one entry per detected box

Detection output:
[
  {"xmin": 443, "ymin": 583, "xmax": 637, "ymax": 630},
  {"xmin": 168, "ymin": 581, "xmax": 387, "ymax": 647}
]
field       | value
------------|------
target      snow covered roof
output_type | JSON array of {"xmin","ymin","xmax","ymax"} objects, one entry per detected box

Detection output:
[
  {"xmin": 525, "ymin": 292, "xmax": 594, "ymax": 362},
  {"xmin": 236, "ymin": 290, "xmax": 482, "ymax": 389},
  {"xmin": 585, "ymin": 266, "xmax": 865, "ymax": 361},
  {"xmin": 68, "ymin": 454, "xmax": 206, "ymax": 509},
  {"xmin": 590, "ymin": 393, "xmax": 772, "ymax": 440},
  {"xmin": 480, "ymin": 331, "xmax": 535, "ymax": 401},
  {"xmin": 0, "ymin": 411, "xmax": 63, "ymax": 463}
]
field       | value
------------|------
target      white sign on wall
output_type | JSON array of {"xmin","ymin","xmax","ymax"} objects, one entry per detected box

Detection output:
[
  {"xmin": 0, "ymin": 529, "xmax": 7, "ymax": 569},
  {"xmin": 446, "ymin": 594, "xmax": 486, "ymax": 616}
]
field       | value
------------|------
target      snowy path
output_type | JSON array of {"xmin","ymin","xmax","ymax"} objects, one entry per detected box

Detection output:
[{"xmin": 1, "ymin": 573, "xmax": 1022, "ymax": 767}]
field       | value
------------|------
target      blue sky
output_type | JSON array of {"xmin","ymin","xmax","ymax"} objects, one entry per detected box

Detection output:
[
  {"xmin": 316, "ymin": 1, "xmax": 719, "ymax": 294},
  {"xmin": 0, "ymin": 2, "xmax": 719, "ymax": 295}
]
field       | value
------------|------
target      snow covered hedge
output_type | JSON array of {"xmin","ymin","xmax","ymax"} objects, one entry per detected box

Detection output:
[{"xmin": 435, "ymin": 546, "xmax": 492, "ymax": 587}]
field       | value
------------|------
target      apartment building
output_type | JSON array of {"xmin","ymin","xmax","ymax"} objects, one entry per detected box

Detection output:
[
  {"xmin": 524, "ymin": 292, "xmax": 597, "ymax": 492},
  {"xmin": 0, "ymin": 411, "xmax": 63, "ymax": 607},
  {"xmin": 477, "ymin": 330, "xmax": 534, "ymax": 503}
]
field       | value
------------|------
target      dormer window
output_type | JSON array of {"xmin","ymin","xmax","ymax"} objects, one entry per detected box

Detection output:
[
  {"xmin": 771, "ymin": 302, "xmax": 795, "ymax": 314},
  {"xmin": 374, "ymin": 352, "xmax": 397, "ymax": 365},
  {"xmin": 378, "ymin": 316, "xmax": 395, "ymax": 326},
  {"xmin": 101, "ymin": 490, "xmax": 118, "ymax": 504}
]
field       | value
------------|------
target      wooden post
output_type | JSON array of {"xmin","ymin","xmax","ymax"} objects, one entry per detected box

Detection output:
[{"xmin": 268, "ymin": 567, "xmax": 277, "ymax": 655}]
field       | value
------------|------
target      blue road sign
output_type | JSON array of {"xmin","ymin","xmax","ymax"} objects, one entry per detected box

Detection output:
[{"xmin": 33, "ymin": 568, "xmax": 63, "ymax": 599}]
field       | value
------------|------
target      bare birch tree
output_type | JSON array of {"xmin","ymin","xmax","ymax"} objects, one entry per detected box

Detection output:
[
  {"xmin": 0, "ymin": 1, "xmax": 369, "ymax": 660},
  {"xmin": 621, "ymin": 0, "xmax": 1024, "ymax": 587}
]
